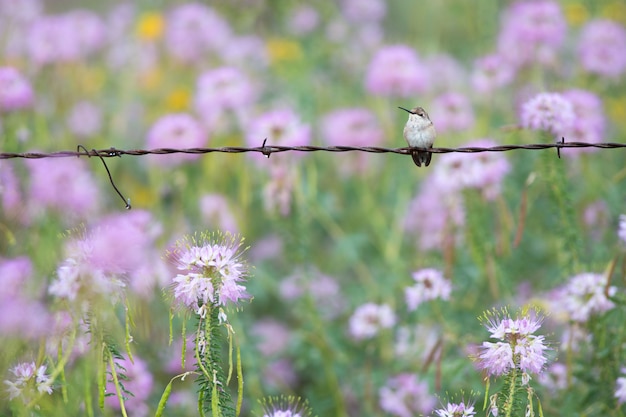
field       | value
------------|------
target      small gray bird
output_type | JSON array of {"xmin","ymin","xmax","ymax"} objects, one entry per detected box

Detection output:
[{"xmin": 399, "ymin": 106, "xmax": 436, "ymax": 167}]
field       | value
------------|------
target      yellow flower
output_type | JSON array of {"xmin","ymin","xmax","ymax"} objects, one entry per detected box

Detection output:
[
  {"xmin": 601, "ymin": 2, "xmax": 626, "ymax": 25},
  {"xmin": 266, "ymin": 38, "xmax": 303, "ymax": 64},
  {"xmin": 166, "ymin": 88, "xmax": 191, "ymax": 111},
  {"xmin": 606, "ymin": 98, "xmax": 626, "ymax": 127},
  {"xmin": 563, "ymin": 3, "xmax": 588, "ymax": 26},
  {"xmin": 132, "ymin": 186, "xmax": 158, "ymax": 207},
  {"xmin": 135, "ymin": 12, "xmax": 164, "ymax": 41}
]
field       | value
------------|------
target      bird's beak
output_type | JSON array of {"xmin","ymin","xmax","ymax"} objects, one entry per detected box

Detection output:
[{"xmin": 398, "ymin": 106, "xmax": 412, "ymax": 114}]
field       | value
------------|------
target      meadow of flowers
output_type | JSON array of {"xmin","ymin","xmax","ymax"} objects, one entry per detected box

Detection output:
[{"xmin": 1, "ymin": 0, "xmax": 626, "ymax": 416}]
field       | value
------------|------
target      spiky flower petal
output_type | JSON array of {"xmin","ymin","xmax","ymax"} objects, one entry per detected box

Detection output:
[{"xmin": 168, "ymin": 232, "xmax": 249, "ymax": 315}]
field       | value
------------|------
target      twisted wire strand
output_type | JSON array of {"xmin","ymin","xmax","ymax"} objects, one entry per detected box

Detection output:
[{"xmin": 1, "ymin": 141, "xmax": 625, "ymax": 160}]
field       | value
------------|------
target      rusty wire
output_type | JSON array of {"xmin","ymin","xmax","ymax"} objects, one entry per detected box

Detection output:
[
  {"xmin": 1, "ymin": 140, "xmax": 625, "ymax": 160},
  {"xmin": 2, "ymin": 140, "xmax": 624, "ymax": 210}
]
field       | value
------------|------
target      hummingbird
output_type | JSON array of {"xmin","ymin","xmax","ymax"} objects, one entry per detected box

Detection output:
[{"xmin": 399, "ymin": 106, "xmax": 436, "ymax": 167}]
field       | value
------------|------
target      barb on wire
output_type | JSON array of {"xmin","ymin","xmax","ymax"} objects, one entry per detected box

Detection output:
[
  {"xmin": 1, "ymin": 139, "xmax": 621, "ymax": 209},
  {"xmin": 2, "ymin": 141, "xmax": 626, "ymax": 160},
  {"xmin": 261, "ymin": 138, "xmax": 272, "ymax": 158},
  {"xmin": 77, "ymin": 145, "xmax": 131, "ymax": 210}
]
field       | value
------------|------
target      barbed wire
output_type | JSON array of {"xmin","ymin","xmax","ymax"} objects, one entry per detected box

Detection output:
[
  {"xmin": 1, "ymin": 140, "xmax": 626, "ymax": 160},
  {"xmin": 2, "ymin": 139, "xmax": 624, "ymax": 210}
]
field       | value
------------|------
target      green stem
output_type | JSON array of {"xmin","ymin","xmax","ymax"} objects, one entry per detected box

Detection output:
[
  {"xmin": 504, "ymin": 366, "xmax": 518, "ymax": 417},
  {"xmin": 108, "ymin": 351, "xmax": 129, "ymax": 417}
]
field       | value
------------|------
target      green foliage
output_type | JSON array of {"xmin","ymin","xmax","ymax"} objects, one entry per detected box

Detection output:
[{"xmin": 195, "ymin": 307, "xmax": 236, "ymax": 417}]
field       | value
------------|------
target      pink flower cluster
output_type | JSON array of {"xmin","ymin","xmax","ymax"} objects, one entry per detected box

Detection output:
[
  {"xmin": 559, "ymin": 272, "xmax": 616, "ymax": 322},
  {"xmin": 405, "ymin": 268, "xmax": 451, "ymax": 311},
  {"xmin": 378, "ymin": 373, "xmax": 435, "ymax": 417},
  {"xmin": 349, "ymin": 302, "xmax": 395, "ymax": 340},
  {"xmin": 520, "ymin": 89, "xmax": 606, "ymax": 154},
  {"xmin": 169, "ymin": 232, "xmax": 249, "ymax": 315},
  {"xmin": 477, "ymin": 311, "xmax": 549, "ymax": 385},
  {"xmin": 4, "ymin": 361, "xmax": 52, "ymax": 403}
]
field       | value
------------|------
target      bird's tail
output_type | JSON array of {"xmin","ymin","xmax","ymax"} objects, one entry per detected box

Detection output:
[{"xmin": 411, "ymin": 150, "xmax": 432, "ymax": 167}]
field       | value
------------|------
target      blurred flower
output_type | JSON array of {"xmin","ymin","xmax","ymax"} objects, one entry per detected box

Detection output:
[
  {"xmin": 199, "ymin": 194, "xmax": 239, "ymax": 234},
  {"xmin": 279, "ymin": 266, "xmax": 345, "ymax": 319},
  {"xmin": 537, "ymin": 362, "xmax": 568, "ymax": 393},
  {"xmin": 498, "ymin": 1, "xmax": 567, "ymax": 67},
  {"xmin": 322, "ymin": 107, "xmax": 384, "ymax": 146},
  {"xmin": 471, "ymin": 54, "xmax": 516, "ymax": 94},
  {"xmin": 72, "ymin": 210, "xmax": 166, "ymax": 299},
  {"xmin": 105, "ymin": 355, "xmax": 153, "ymax": 417},
  {"xmin": 0, "ymin": 256, "xmax": 32, "ymax": 300},
  {"xmin": 578, "ymin": 19, "xmax": 626, "ymax": 79},
  {"xmin": 558, "ymin": 89, "xmax": 605, "ymax": 156},
  {"xmin": 430, "ymin": 93, "xmax": 475, "ymax": 133},
  {"xmin": 249, "ymin": 234, "xmax": 284, "ymax": 263},
  {"xmin": 0, "ymin": 297, "xmax": 51, "ymax": 339},
  {"xmin": 48, "ymin": 212, "xmax": 163, "ymax": 305},
  {"xmin": 266, "ymin": 38, "xmax": 303, "ymax": 64},
  {"xmin": 49, "ymin": 251, "xmax": 125, "ymax": 307},
  {"xmin": 26, "ymin": 15, "xmax": 69, "ymax": 65},
  {"xmin": 166, "ymin": 87, "xmax": 191, "ymax": 111},
  {"xmin": 246, "ymin": 108, "xmax": 311, "ymax": 164},
  {"xmin": 25, "ymin": 158, "xmax": 99, "ymax": 219},
  {"xmin": 436, "ymin": 138, "xmax": 511, "ymax": 200},
  {"xmin": 26, "ymin": 11, "xmax": 106, "ymax": 65},
  {"xmin": 341, "ymin": 0, "xmax": 386, "ymax": 23},
  {"xmin": 64, "ymin": 10, "xmax": 107, "ymax": 58},
  {"xmin": 405, "ymin": 268, "xmax": 452, "ymax": 311},
  {"xmin": 168, "ymin": 232, "xmax": 249, "ymax": 315},
  {"xmin": 0, "ymin": 0, "xmax": 42, "ymax": 23},
  {"xmin": 260, "ymin": 395, "xmax": 312, "ymax": 417},
  {"xmin": 262, "ymin": 358, "xmax": 298, "ymax": 390},
  {"xmin": 165, "ymin": 3, "xmax": 231, "ymax": 63},
  {"xmin": 404, "ymin": 182, "xmax": 465, "ymax": 251},
  {"xmin": 196, "ymin": 67, "xmax": 255, "ymax": 110},
  {"xmin": 616, "ymin": 368, "xmax": 626, "ymax": 405},
  {"xmin": 379, "ymin": 373, "xmax": 435, "ymax": 417},
  {"xmin": 263, "ymin": 163, "xmax": 295, "ymax": 216},
  {"xmin": 220, "ymin": 35, "xmax": 269, "ymax": 69},
  {"xmin": 619, "ymin": 214, "xmax": 626, "ymax": 244},
  {"xmin": 321, "ymin": 107, "xmax": 384, "ymax": 175},
  {"xmin": 134, "ymin": 11, "xmax": 164, "ymax": 41},
  {"xmin": 250, "ymin": 318, "xmax": 291, "ymax": 357},
  {"xmin": 0, "ymin": 67, "xmax": 34, "ymax": 112},
  {"xmin": 194, "ymin": 67, "xmax": 256, "ymax": 131},
  {"xmin": 287, "ymin": 5, "xmax": 320, "ymax": 36},
  {"xmin": 561, "ymin": 272, "xmax": 616, "ymax": 322},
  {"xmin": 582, "ymin": 200, "xmax": 608, "ymax": 240},
  {"xmin": 365, "ymin": 45, "xmax": 430, "ymax": 97},
  {"xmin": 434, "ymin": 401, "xmax": 476, "ymax": 417},
  {"xmin": 0, "ymin": 257, "xmax": 50, "ymax": 339},
  {"xmin": 66, "ymin": 100, "xmax": 103, "ymax": 139},
  {"xmin": 476, "ymin": 310, "xmax": 549, "ymax": 384},
  {"xmin": 424, "ymin": 54, "xmax": 467, "ymax": 92},
  {"xmin": 349, "ymin": 302, "xmax": 396, "ymax": 340},
  {"xmin": 4, "ymin": 361, "xmax": 52, "ymax": 403},
  {"xmin": 519, "ymin": 92, "xmax": 575, "ymax": 138},
  {"xmin": 145, "ymin": 113, "xmax": 207, "ymax": 167}
]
